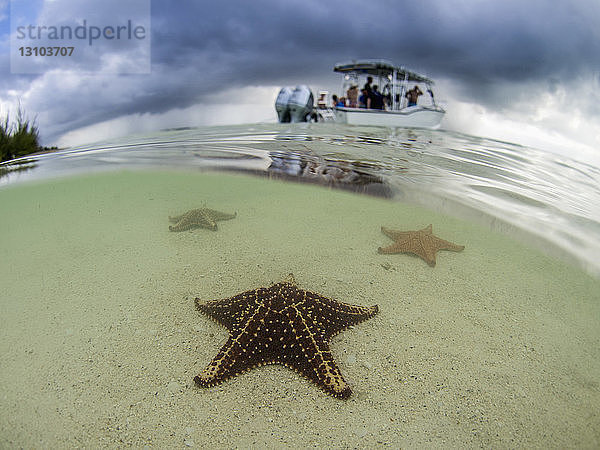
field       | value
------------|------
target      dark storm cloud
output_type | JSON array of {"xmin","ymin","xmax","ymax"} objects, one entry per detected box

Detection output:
[
  {"xmin": 1, "ymin": 0, "xmax": 599, "ymax": 143},
  {"xmin": 151, "ymin": 0, "xmax": 600, "ymax": 82}
]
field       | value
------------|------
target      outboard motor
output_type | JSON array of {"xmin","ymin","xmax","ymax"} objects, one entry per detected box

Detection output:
[
  {"xmin": 275, "ymin": 85, "xmax": 314, "ymax": 123},
  {"xmin": 288, "ymin": 85, "xmax": 314, "ymax": 123},
  {"xmin": 275, "ymin": 86, "xmax": 293, "ymax": 123}
]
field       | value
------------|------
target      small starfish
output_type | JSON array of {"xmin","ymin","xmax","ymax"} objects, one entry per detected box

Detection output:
[
  {"xmin": 194, "ymin": 274, "xmax": 378, "ymax": 399},
  {"xmin": 378, "ymin": 224, "xmax": 464, "ymax": 267},
  {"xmin": 168, "ymin": 208, "xmax": 236, "ymax": 232}
]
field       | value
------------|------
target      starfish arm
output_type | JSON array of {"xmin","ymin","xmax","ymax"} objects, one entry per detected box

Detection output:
[
  {"xmin": 378, "ymin": 234, "xmax": 421, "ymax": 254},
  {"xmin": 195, "ymin": 289, "xmax": 263, "ymax": 331},
  {"xmin": 290, "ymin": 342, "xmax": 352, "ymax": 399},
  {"xmin": 169, "ymin": 220, "xmax": 196, "ymax": 232},
  {"xmin": 421, "ymin": 245, "xmax": 438, "ymax": 266},
  {"xmin": 195, "ymin": 304, "xmax": 269, "ymax": 387},
  {"xmin": 300, "ymin": 291, "xmax": 379, "ymax": 338},
  {"xmin": 283, "ymin": 306, "xmax": 353, "ymax": 398},
  {"xmin": 380, "ymin": 226, "xmax": 413, "ymax": 241},
  {"xmin": 377, "ymin": 242, "xmax": 403, "ymax": 254},
  {"xmin": 169, "ymin": 210, "xmax": 200, "ymax": 231},
  {"xmin": 194, "ymin": 336, "xmax": 241, "ymax": 387},
  {"xmin": 205, "ymin": 209, "xmax": 237, "ymax": 221},
  {"xmin": 421, "ymin": 236, "xmax": 464, "ymax": 266},
  {"xmin": 433, "ymin": 237, "xmax": 465, "ymax": 252}
]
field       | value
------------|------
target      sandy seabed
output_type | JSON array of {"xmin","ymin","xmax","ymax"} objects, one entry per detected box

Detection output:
[{"xmin": 1, "ymin": 171, "xmax": 599, "ymax": 448}]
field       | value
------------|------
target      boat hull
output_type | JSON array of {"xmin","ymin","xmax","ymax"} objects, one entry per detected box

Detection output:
[{"xmin": 334, "ymin": 106, "xmax": 445, "ymax": 129}]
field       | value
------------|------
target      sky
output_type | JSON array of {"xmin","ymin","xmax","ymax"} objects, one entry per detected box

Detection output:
[{"xmin": 0, "ymin": 0, "xmax": 599, "ymax": 161}]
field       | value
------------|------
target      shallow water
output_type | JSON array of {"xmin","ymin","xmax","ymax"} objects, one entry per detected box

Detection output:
[
  {"xmin": 1, "ymin": 124, "xmax": 599, "ymax": 447},
  {"xmin": 3, "ymin": 123, "xmax": 599, "ymax": 276}
]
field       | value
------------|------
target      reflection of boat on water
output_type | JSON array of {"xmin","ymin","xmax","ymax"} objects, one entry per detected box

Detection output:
[
  {"xmin": 265, "ymin": 149, "xmax": 392, "ymax": 197},
  {"xmin": 275, "ymin": 59, "xmax": 445, "ymax": 129}
]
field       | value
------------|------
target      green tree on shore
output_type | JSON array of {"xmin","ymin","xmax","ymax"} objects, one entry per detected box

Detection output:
[{"xmin": 1, "ymin": 106, "xmax": 41, "ymax": 163}]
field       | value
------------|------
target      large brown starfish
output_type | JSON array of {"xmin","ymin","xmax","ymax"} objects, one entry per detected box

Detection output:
[
  {"xmin": 168, "ymin": 208, "xmax": 236, "ymax": 231},
  {"xmin": 378, "ymin": 224, "xmax": 464, "ymax": 267},
  {"xmin": 194, "ymin": 275, "xmax": 378, "ymax": 399}
]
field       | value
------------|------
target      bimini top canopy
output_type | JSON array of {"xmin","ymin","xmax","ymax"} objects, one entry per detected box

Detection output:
[{"xmin": 333, "ymin": 59, "xmax": 434, "ymax": 84}]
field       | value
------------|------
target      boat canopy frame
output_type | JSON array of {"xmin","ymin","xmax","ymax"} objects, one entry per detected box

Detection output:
[{"xmin": 333, "ymin": 59, "xmax": 438, "ymax": 111}]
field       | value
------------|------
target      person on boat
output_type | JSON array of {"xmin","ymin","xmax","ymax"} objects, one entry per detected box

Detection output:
[
  {"xmin": 363, "ymin": 76, "xmax": 373, "ymax": 94},
  {"xmin": 317, "ymin": 92, "xmax": 328, "ymax": 109},
  {"xmin": 332, "ymin": 95, "xmax": 346, "ymax": 108},
  {"xmin": 369, "ymin": 85, "xmax": 384, "ymax": 110},
  {"xmin": 405, "ymin": 86, "xmax": 423, "ymax": 107},
  {"xmin": 382, "ymin": 84, "xmax": 392, "ymax": 110},
  {"xmin": 359, "ymin": 89, "xmax": 369, "ymax": 108},
  {"xmin": 346, "ymin": 85, "xmax": 358, "ymax": 108}
]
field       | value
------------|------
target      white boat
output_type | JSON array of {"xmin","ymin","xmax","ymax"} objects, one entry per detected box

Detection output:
[
  {"xmin": 276, "ymin": 59, "xmax": 445, "ymax": 129},
  {"xmin": 333, "ymin": 104, "xmax": 444, "ymax": 128},
  {"xmin": 329, "ymin": 59, "xmax": 445, "ymax": 128}
]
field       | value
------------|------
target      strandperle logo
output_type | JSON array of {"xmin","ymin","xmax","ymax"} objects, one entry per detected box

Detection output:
[
  {"xmin": 10, "ymin": 0, "xmax": 151, "ymax": 74},
  {"xmin": 15, "ymin": 19, "xmax": 147, "ymax": 46}
]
